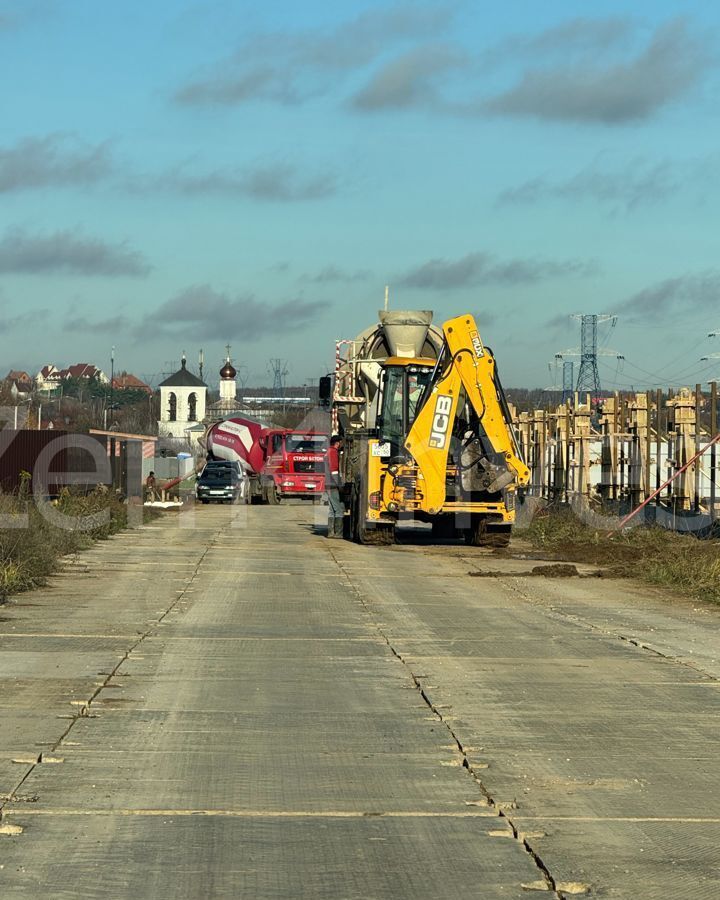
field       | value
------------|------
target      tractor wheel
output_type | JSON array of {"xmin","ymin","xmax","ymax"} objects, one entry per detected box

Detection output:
[
  {"xmin": 464, "ymin": 515, "xmax": 488, "ymax": 546},
  {"xmin": 350, "ymin": 477, "xmax": 394, "ymax": 545},
  {"xmin": 484, "ymin": 524, "xmax": 512, "ymax": 548},
  {"xmin": 465, "ymin": 517, "xmax": 511, "ymax": 548}
]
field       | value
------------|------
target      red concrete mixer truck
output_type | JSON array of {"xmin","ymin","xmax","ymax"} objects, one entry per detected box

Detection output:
[{"xmin": 204, "ymin": 416, "xmax": 328, "ymax": 503}]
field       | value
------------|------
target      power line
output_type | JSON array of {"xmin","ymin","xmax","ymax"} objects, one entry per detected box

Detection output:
[{"xmin": 598, "ymin": 358, "xmax": 718, "ymax": 388}]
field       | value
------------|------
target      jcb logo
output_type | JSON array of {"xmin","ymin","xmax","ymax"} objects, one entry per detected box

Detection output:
[
  {"xmin": 429, "ymin": 395, "xmax": 453, "ymax": 449},
  {"xmin": 470, "ymin": 330, "xmax": 484, "ymax": 358}
]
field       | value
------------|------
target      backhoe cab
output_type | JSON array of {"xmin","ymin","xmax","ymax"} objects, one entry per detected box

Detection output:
[{"xmin": 335, "ymin": 312, "xmax": 529, "ymax": 546}]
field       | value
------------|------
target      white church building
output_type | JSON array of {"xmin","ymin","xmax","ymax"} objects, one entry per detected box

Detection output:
[{"xmin": 157, "ymin": 355, "xmax": 207, "ymax": 447}]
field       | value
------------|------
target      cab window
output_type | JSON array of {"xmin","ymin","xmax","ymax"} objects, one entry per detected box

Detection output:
[{"xmin": 379, "ymin": 367, "xmax": 405, "ymax": 447}]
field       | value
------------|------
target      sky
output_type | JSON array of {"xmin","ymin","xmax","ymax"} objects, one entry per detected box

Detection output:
[{"xmin": 0, "ymin": 0, "xmax": 719, "ymax": 391}]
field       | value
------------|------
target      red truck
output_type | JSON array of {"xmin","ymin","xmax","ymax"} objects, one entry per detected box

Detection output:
[{"xmin": 205, "ymin": 416, "xmax": 328, "ymax": 503}]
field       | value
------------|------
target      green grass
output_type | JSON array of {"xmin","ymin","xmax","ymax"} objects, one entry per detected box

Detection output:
[
  {"xmin": 0, "ymin": 483, "xmax": 158, "ymax": 603},
  {"xmin": 519, "ymin": 508, "xmax": 720, "ymax": 603}
]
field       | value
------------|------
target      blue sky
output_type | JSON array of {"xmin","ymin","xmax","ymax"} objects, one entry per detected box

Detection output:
[{"xmin": 1, "ymin": 0, "xmax": 719, "ymax": 391}]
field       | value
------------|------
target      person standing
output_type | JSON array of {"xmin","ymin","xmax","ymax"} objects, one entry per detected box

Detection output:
[
  {"xmin": 325, "ymin": 435, "xmax": 345, "ymax": 538},
  {"xmin": 145, "ymin": 471, "xmax": 157, "ymax": 502},
  {"xmin": 239, "ymin": 468, "xmax": 251, "ymax": 503}
]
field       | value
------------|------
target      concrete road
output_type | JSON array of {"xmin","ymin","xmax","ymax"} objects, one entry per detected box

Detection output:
[{"xmin": 1, "ymin": 503, "xmax": 719, "ymax": 898}]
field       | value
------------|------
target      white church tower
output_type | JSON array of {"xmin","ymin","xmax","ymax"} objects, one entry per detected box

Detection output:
[
  {"xmin": 207, "ymin": 345, "xmax": 240, "ymax": 419},
  {"xmin": 219, "ymin": 349, "xmax": 237, "ymax": 405},
  {"xmin": 158, "ymin": 353, "xmax": 207, "ymax": 444}
]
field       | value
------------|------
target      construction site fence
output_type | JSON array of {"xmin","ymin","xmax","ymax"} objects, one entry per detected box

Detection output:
[{"xmin": 512, "ymin": 384, "xmax": 720, "ymax": 534}]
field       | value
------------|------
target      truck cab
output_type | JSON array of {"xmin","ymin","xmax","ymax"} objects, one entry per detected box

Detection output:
[{"xmin": 263, "ymin": 430, "xmax": 328, "ymax": 502}]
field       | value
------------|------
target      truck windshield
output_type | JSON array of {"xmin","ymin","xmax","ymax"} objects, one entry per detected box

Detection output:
[{"xmin": 285, "ymin": 434, "xmax": 328, "ymax": 453}]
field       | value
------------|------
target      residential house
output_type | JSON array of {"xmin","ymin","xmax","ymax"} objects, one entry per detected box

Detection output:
[
  {"xmin": 112, "ymin": 372, "xmax": 152, "ymax": 395},
  {"xmin": 36, "ymin": 364, "xmax": 63, "ymax": 392},
  {"xmin": 36, "ymin": 363, "xmax": 108, "ymax": 393},
  {"xmin": 65, "ymin": 363, "xmax": 109, "ymax": 383},
  {"xmin": 5, "ymin": 370, "xmax": 33, "ymax": 399}
]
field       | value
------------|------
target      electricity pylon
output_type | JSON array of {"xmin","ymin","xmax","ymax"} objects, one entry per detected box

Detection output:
[
  {"xmin": 268, "ymin": 359, "xmax": 289, "ymax": 397},
  {"xmin": 556, "ymin": 314, "xmax": 620, "ymax": 397}
]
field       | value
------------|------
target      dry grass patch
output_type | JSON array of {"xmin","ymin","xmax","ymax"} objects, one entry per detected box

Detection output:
[
  {"xmin": 519, "ymin": 508, "xmax": 720, "ymax": 602},
  {"xmin": 0, "ymin": 482, "xmax": 156, "ymax": 603}
]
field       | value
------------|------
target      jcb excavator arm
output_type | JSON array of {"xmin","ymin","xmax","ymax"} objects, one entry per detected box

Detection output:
[{"xmin": 404, "ymin": 314, "xmax": 530, "ymax": 514}]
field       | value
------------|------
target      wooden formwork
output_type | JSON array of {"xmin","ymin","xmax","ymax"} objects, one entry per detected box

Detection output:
[{"xmin": 513, "ymin": 383, "xmax": 720, "ymax": 519}]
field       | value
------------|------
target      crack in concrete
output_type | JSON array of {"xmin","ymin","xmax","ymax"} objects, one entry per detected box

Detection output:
[
  {"xmin": 0, "ymin": 528, "xmax": 220, "ymax": 823},
  {"xmin": 500, "ymin": 575, "xmax": 720, "ymax": 684},
  {"xmin": 325, "ymin": 544, "xmax": 566, "ymax": 900}
]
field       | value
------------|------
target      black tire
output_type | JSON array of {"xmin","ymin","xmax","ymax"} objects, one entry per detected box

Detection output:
[
  {"xmin": 350, "ymin": 476, "xmax": 395, "ymax": 545},
  {"xmin": 485, "ymin": 524, "xmax": 512, "ymax": 548},
  {"xmin": 465, "ymin": 516, "xmax": 511, "ymax": 548},
  {"xmin": 201, "ymin": 499, "xmax": 209, "ymax": 505},
  {"xmin": 266, "ymin": 484, "xmax": 281, "ymax": 505},
  {"xmin": 373, "ymin": 524, "xmax": 396, "ymax": 545},
  {"xmin": 349, "ymin": 479, "xmax": 361, "ymax": 542},
  {"xmin": 464, "ymin": 515, "xmax": 487, "ymax": 546}
]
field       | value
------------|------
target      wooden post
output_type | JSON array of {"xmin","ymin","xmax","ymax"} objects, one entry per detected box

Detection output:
[
  {"xmin": 564, "ymin": 403, "xmax": 571, "ymax": 502},
  {"xmin": 628, "ymin": 393, "xmax": 647, "ymax": 508},
  {"xmin": 694, "ymin": 383, "xmax": 702, "ymax": 512},
  {"xmin": 645, "ymin": 393, "xmax": 652, "ymax": 501},
  {"xmin": 656, "ymin": 389, "xmax": 662, "ymax": 505},
  {"xmin": 534, "ymin": 411, "xmax": 542, "ymax": 497},
  {"xmin": 552, "ymin": 408, "xmax": 565, "ymax": 500},
  {"xmin": 619, "ymin": 393, "xmax": 627, "ymax": 506},
  {"xmin": 599, "ymin": 396, "xmax": 614, "ymax": 503},
  {"xmin": 574, "ymin": 398, "xmax": 592, "ymax": 498},
  {"xmin": 712, "ymin": 382, "xmax": 718, "ymax": 520},
  {"xmin": 612, "ymin": 392, "xmax": 619, "ymax": 503},
  {"xmin": 543, "ymin": 412, "xmax": 550, "ymax": 498},
  {"xmin": 667, "ymin": 388, "xmax": 694, "ymax": 510}
]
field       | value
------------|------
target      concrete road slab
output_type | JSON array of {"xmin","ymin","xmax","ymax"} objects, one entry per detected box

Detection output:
[
  {"xmin": 4, "ymin": 503, "xmax": 720, "ymax": 897},
  {"xmin": 0, "ymin": 815, "xmax": 539, "ymax": 900},
  {"xmin": 0, "ymin": 506, "xmax": 548, "ymax": 898}
]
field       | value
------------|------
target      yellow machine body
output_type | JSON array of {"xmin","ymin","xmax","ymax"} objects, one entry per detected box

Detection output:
[{"xmin": 364, "ymin": 314, "xmax": 529, "ymax": 524}]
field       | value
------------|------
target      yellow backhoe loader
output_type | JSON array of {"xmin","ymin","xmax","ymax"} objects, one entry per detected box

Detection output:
[{"xmin": 330, "ymin": 311, "xmax": 529, "ymax": 545}]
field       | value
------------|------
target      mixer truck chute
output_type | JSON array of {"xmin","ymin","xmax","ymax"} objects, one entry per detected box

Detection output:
[{"xmin": 332, "ymin": 312, "xmax": 529, "ymax": 545}]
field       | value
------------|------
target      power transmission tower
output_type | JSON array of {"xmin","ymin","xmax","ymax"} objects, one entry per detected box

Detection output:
[
  {"xmin": 268, "ymin": 359, "xmax": 289, "ymax": 397},
  {"xmin": 572, "ymin": 314, "xmax": 617, "ymax": 395},
  {"xmin": 554, "ymin": 314, "xmax": 620, "ymax": 400},
  {"xmin": 575, "ymin": 315, "xmax": 600, "ymax": 394}
]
